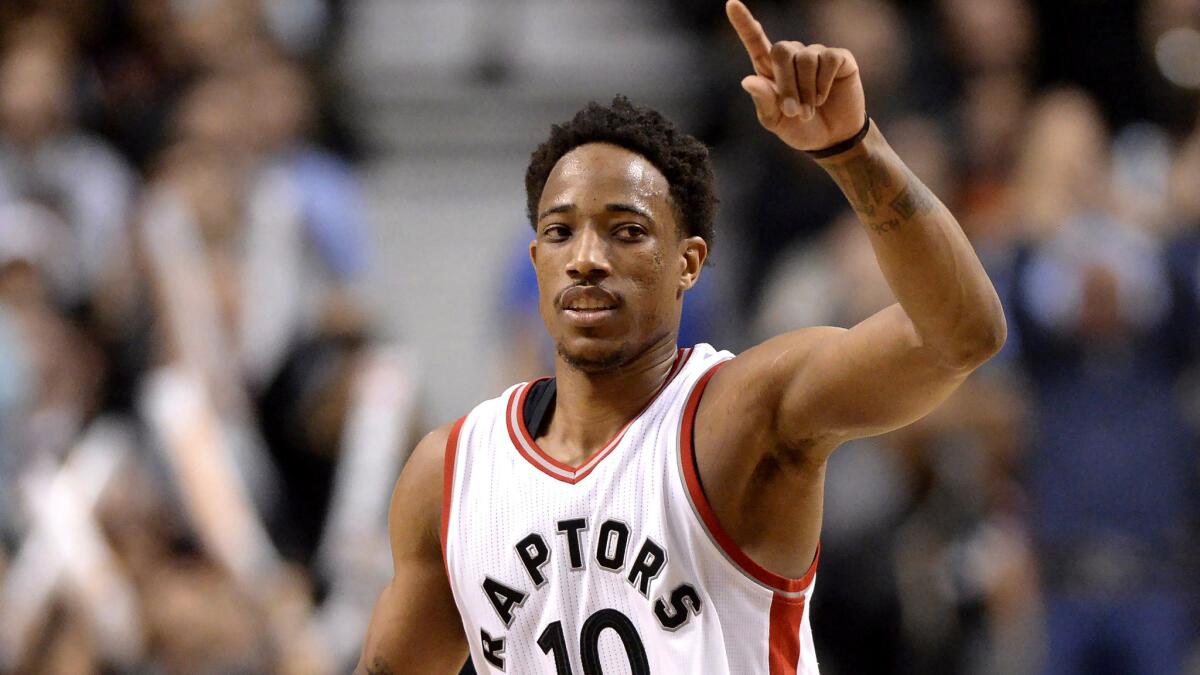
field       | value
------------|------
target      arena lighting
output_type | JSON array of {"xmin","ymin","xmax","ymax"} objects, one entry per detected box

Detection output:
[{"xmin": 1155, "ymin": 27, "xmax": 1200, "ymax": 89}]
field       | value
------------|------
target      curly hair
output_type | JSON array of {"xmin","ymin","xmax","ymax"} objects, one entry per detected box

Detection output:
[{"xmin": 525, "ymin": 96, "xmax": 717, "ymax": 252}]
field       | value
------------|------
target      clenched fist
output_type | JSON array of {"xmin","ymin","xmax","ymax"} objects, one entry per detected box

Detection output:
[{"xmin": 727, "ymin": 0, "xmax": 867, "ymax": 152}]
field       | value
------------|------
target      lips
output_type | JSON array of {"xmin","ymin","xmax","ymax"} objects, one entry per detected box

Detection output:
[
  {"xmin": 559, "ymin": 286, "xmax": 619, "ymax": 312},
  {"xmin": 559, "ymin": 286, "xmax": 620, "ymax": 327}
]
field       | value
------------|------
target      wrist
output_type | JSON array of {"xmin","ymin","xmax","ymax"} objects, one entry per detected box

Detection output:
[
  {"xmin": 807, "ymin": 116, "xmax": 871, "ymax": 160},
  {"xmin": 812, "ymin": 119, "xmax": 887, "ymax": 171},
  {"xmin": 813, "ymin": 122, "xmax": 904, "ymax": 217}
]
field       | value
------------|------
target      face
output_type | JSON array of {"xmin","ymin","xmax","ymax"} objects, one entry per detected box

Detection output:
[
  {"xmin": 0, "ymin": 43, "xmax": 70, "ymax": 143},
  {"xmin": 531, "ymin": 143, "xmax": 706, "ymax": 373},
  {"xmin": 248, "ymin": 61, "xmax": 312, "ymax": 152}
]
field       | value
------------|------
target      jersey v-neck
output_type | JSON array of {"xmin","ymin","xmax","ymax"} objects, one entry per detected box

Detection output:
[{"xmin": 504, "ymin": 347, "xmax": 693, "ymax": 484}]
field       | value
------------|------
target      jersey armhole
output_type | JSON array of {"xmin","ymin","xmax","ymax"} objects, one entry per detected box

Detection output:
[
  {"xmin": 678, "ymin": 360, "xmax": 820, "ymax": 596},
  {"xmin": 440, "ymin": 415, "xmax": 467, "ymax": 571}
]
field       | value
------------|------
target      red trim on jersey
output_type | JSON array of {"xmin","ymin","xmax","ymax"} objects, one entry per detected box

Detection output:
[
  {"xmin": 506, "ymin": 347, "xmax": 693, "ymax": 484},
  {"xmin": 679, "ymin": 361, "xmax": 821, "ymax": 594},
  {"xmin": 768, "ymin": 592, "xmax": 807, "ymax": 675},
  {"xmin": 510, "ymin": 377, "xmax": 578, "ymax": 473},
  {"xmin": 440, "ymin": 416, "xmax": 466, "ymax": 567}
]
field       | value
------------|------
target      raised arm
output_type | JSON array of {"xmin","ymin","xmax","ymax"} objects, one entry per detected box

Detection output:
[
  {"xmin": 356, "ymin": 424, "xmax": 467, "ymax": 675},
  {"xmin": 710, "ymin": 1, "xmax": 1006, "ymax": 457}
]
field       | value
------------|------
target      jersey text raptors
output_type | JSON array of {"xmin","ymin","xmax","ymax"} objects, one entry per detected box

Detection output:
[{"xmin": 441, "ymin": 344, "xmax": 820, "ymax": 674}]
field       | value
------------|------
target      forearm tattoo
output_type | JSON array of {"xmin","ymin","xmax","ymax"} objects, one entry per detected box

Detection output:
[
  {"xmin": 829, "ymin": 154, "xmax": 936, "ymax": 234},
  {"xmin": 830, "ymin": 155, "xmax": 892, "ymax": 218},
  {"xmin": 889, "ymin": 174, "xmax": 937, "ymax": 221},
  {"xmin": 871, "ymin": 219, "xmax": 902, "ymax": 236}
]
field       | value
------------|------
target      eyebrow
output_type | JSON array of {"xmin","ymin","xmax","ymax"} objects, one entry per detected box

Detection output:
[
  {"xmin": 538, "ymin": 204, "xmax": 574, "ymax": 220},
  {"xmin": 604, "ymin": 203, "xmax": 654, "ymax": 221},
  {"xmin": 537, "ymin": 203, "xmax": 655, "ymax": 222}
]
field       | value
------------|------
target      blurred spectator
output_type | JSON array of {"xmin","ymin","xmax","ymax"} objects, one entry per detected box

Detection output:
[
  {"xmin": 1, "ymin": 2, "xmax": 381, "ymax": 672},
  {"xmin": 1004, "ymin": 89, "xmax": 1200, "ymax": 675},
  {"xmin": 938, "ymin": 0, "xmax": 1035, "ymax": 76},
  {"xmin": 242, "ymin": 52, "xmax": 369, "ymax": 337},
  {"xmin": 0, "ymin": 225, "xmax": 106, "ymax": 543},
  {"xmin": 0, "ymin": 16, "xmax": 137, "ymax": 327},
  {"xmin": 954, "ymin": 71, "xmax": 1032, "ymax": 259},
  {"xmin": 1167, "ymin": 119, "xmax": 1200, "ymax": 234},
  {"xmin": 144, "ymin": 54, "xmax": 372, "ymax": 572}
]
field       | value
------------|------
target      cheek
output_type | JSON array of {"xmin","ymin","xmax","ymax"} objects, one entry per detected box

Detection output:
[
  {"xmin": 651, "ymin": 248, "xmax": 665, "ymax": 274},
  {"xmin": 531, "ymin": 263, "xmax": 557, "ymax": 319},
  {"xmin": 627, "ymin": 248, "xmax": 676, "ymax": 309}
]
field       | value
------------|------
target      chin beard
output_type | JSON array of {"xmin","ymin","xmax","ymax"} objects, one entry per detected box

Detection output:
[{"xmin": 555, "ymin": 341, "xmax": 631, "ymax": 373}]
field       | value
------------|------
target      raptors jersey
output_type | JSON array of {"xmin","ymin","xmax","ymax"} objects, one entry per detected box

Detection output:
[{"xmin": 442, "ymin": 344, "xmax": 820, "ymax": 674}]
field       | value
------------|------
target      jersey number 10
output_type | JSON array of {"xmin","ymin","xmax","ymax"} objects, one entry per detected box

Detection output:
[{"xmin": 538, "ymin": 608, "xmax": 650, "ymax": 675}]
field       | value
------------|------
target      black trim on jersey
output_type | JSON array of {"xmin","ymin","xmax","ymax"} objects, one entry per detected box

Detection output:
[{"xmin": 524, "ymin": 378, "xmax": 557, "ymax": 438}]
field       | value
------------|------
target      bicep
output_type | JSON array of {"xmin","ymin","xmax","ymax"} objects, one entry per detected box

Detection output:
[
  {"xmin": 359, "ymin": 567, "xmax": 466, "ymax": 675},
  {"xmin": 358, "ymin": 428, "xmax": 468, "ymax": 675},
  {"xmin": 734, "ymin": 303, "xmax": 972, "ymax": 452}
]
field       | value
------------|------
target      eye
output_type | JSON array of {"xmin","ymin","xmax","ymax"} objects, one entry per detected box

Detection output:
[
  {"xmin": 541, "ymin": 224, "xmax": 570, "ymax": 241},
  {"xmin": 614, "ymin": 224, "xmax": 647, "ymax": 241}
]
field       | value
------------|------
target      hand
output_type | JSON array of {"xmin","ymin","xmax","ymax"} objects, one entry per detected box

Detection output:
[{"xmin": 726, "ymin": 0, "xmax": 866, "ymax": 152}]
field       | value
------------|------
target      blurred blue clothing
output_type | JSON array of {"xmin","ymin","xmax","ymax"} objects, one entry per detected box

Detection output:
[
  {"xmin": 0, "ymin": 306, "xmax": 32, "ymax": 542},
  {"xmin": 1005, "ymin": 219, "xmax": 1200, "ymax": 675},
  {"xmin": 1166, "ymin": 229, "xmax": 1200, "ymax": 321},
  {"xmin": 1044, "ymin": 591, "xmax": 1191, "ymax": 675},
  {"xmin": 1004, "ymin": 216, "xmax": 1199, "ymax": 576},
  {"xmin": 280, "ymin": 146, "xmax": 368, "ymax": 281}
]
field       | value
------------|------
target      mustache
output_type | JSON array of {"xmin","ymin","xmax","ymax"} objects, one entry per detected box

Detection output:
[{"xmin": 554, "ymin": 282, "xmax": 622, "ymax": 310}]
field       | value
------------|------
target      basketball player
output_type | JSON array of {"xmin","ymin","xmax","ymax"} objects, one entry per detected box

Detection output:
[{"xmin": 357, "ymin": 1, "xmax": 1005, "ymax": 672}]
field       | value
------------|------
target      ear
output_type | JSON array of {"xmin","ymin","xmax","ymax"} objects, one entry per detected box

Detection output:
[
  {"xmin": 529, "ymin": 237, "xmax": 538, "ymax": 266},
  {"xmin": 678, "ymin": 236, "xmax": 707, "ymax": 292}
]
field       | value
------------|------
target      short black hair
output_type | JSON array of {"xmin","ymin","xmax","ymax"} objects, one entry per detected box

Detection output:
[{"xmin": 525, "ymin": 95, "xmax": 717, "ymax": 251}]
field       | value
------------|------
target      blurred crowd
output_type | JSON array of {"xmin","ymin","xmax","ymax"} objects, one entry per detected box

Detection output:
[
  {"xmin": 0, "ymin": 1, "xmax": 419, "ymax": 673},
  {"xmin": 0, "ymin": 0, "xmax": 1198, "ymax": 674}
]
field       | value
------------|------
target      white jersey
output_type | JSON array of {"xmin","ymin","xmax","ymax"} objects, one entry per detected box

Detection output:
[{"xmin": 442, "ymin": 344, "xmax": 820, "ymax": 674}]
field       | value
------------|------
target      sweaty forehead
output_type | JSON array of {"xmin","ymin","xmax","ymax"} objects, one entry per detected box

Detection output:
[{"xmin": 540, "ymin": 143, "xmax": 672, "ymax": 217}]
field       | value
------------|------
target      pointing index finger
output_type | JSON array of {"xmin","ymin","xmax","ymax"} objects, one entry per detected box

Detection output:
[{"xmin": 726, "ymin": 0, "xmax": 773, "ymax": 79}]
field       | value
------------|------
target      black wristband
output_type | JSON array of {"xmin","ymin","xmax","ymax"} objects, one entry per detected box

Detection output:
[{"xmin": 806, "ymin": 116, "xmax": 871, "ymax": 159}]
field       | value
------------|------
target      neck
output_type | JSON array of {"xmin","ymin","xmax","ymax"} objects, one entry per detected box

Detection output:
[{"xmin": 541, "ymin": 335, "xmax": 678, "ymax": 463}]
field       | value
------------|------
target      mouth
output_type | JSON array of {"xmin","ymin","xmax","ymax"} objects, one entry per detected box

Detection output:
[
  {"xmin": 559, "ymin": 286, "xmax": 620, "ymax": 327},
  {"xmin": 562, "ymin": 306, "xmax": 617, "ymax": 326}
]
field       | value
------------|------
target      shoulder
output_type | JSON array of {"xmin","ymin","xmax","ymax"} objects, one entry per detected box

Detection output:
[
  {"xmin": 388, "ymin": 421, "xmax": 460, "ymax": 552},
  {"xmin": 406, "ymin": 422, "xmax": 457, "ymax": 482},
  {"xmin": 706, "ymin": 327, "xmax": 846, "ymax": 406},
  {"xmin": 695, "ymin": 328, "xmax": 846, "ymax": 466}
]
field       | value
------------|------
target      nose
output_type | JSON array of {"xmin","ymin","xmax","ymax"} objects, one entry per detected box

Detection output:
[{"xmin": 565, "ymin": 225, "xmax": 611, "ymax": 283}]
